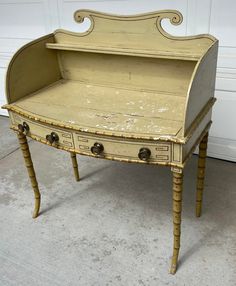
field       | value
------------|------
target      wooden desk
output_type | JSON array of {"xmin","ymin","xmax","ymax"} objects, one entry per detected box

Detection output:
[{"xmin": 2, "ymin": 9, "xmax": 218, "ymax": 274}]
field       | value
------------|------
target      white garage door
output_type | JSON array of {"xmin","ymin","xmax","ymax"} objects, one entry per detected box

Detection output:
[{"xmin": 0, "ymin": 0, "xmax": 235, "ymax": 161}]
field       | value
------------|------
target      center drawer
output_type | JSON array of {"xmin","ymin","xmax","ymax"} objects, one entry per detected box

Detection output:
[{"xmin": 74, "ymin": 132, "xmax": 171, "ymax": 163}]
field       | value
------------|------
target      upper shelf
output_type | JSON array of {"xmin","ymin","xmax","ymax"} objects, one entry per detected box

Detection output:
[{"xmin": 46, "ymin": 42, "xmax": 202, "ymax": 61}]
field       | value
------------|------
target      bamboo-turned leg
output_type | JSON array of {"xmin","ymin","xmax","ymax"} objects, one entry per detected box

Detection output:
[
  {"xmin": 170, "ymin": 169, "xmax": 183, "ymax": 274},
  {"xmin": 196, "ymin": 132, "xmax": 208, "ymax": 217},
  {"xmin": 17, "ymin": 132, "xmax": 41, "ymax": 218},
  {"xmin": 70, "ymin": 152, "xmax": 80, "ymax": 181}
]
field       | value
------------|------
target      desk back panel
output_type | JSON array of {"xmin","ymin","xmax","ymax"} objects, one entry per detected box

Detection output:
[{"xmin": 58, "ymin": 51, "xmax": 197, "ymax": 96}]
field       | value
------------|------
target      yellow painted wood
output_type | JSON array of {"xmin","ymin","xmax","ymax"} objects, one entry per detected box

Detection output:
[
  {"xmin": 183, "ymin": 44, "xmax": 218, "ymax": 135},
  {"xmin": 75, "ymin": 131, "xmax": 172, "ymax": 163},
  {"xmin": 70, "ymin": 152, "xmax": 80, "ymax": 181},
  {"xmin": 170, "ymin": 170, "xmax": 183, "ymax": 274},
  {"xmin": 11, "ymin": 111, "xmax": 74, "ymax": 148},
  {"xmin": 6, "ymin": 34, "xmax": 61, "ymax": 104},
  {"xmin": 54, "ymin": 10, "xmax": 216, "ymax": 59},
  {"xmin": 17, "ymin": 132, "xmax": 41, "ymax": 218},
  {"xmin": 182, "ymin": 109, "xmax": 212, "ymax": 162},
  {"xmin": 196, "ymin": 133, "xmax": 208, "ymax": 217},
  {"xmin": 8, "ymin": 80, "xmax": 184, "ymax": 138},
  {"xmin": 46, "ymin": 42, "xmax": 202, "ymax": 61},
  {"xmin": 57, "ymin": 52, "xmax": 196, "ymax": 96},
  {"xmin": 1, "ymin": 9, "xmax": 218, "ymax": 274}
]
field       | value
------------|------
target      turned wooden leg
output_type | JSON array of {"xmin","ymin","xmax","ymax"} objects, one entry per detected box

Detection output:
[
  {"xmin": 17, "ymin": 132, "xmax": 41, "ymax": 218},
  {"xmin": 170, "ymin": 169, "xmax": 183, "ymax": 274},
  {"xmin": 196, "ymin": 132, "xmax": 208, "ymax": 217},
  {"xmin": 70, "ymin": 152, "xmax": 80, "ymax": 181}
]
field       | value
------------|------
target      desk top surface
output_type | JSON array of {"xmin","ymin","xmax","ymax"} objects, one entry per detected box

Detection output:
[{"xmin": 11, "ymin": 80, "xmax": 184, "ymax": 140}]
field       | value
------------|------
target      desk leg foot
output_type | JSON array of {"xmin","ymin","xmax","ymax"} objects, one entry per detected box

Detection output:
[
  {"xmin": 170, "ymin": 170, "xmax": 183, "ymax": 274},
  {"xmin": 196, "ymin": 132, "xmax": 208, "ymax": 217},
  {"xmin": 17, "ymin": 132, "xmax": 41, "ymax": 218},
  {"xmin": 70, "ymin": 152, "xmax": 80, "ymax": 181}
]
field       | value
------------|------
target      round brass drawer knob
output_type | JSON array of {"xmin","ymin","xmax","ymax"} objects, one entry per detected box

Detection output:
[
  {"xmin": 46, "ymin": 132, "xmax": 59, "ymax": 144},
  {"xmin": 91, "ymin": 142, "xmax": 104, "ymax": 155},
  {"xmin": 18, "ymin": 122, "xmax": 29, "ymax": 134},
  {"xmin": 138, "ymin": 148, "xmax": 151, "ymax": 161}
]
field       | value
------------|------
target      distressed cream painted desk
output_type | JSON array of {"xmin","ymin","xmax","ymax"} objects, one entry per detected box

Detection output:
[{"xmin": 2, "ymin": 10, "xmax": 218, "ymax": 274}]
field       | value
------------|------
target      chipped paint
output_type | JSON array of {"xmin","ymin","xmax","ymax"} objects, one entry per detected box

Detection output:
[{"xmin": 157, "ymin": 107, "xmax": 168, "ymax": 113}]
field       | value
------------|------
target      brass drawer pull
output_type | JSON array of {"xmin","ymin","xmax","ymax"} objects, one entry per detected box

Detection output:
[
  {"xmin": 46, "ymin": 132, "xmax": 59, "ymax": 144},
  {"xmin": 18, "ymin": 122, "xmax": 30, "ymax": 134},
  {"xmin": 91, "ymin": 142, "xmax": 104, "ymax": 155},
  {"xmin": 138, "ymin": 148, "xmax": 151, "ymax": 161}
]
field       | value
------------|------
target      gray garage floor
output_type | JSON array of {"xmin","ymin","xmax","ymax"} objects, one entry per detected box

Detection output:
[{"xmin": 0, "ymin": 115, "xmax": 236, "ymax": 286}]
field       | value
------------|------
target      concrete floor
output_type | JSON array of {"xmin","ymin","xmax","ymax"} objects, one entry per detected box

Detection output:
[{"xmin": 0, "ymin": 115, "xmax": 236, "ymax": 286}]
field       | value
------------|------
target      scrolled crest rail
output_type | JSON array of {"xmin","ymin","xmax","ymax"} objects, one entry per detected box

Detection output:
[{"xmin": 73, "ymin": 9, "xmax": 183, "ymax": 37}]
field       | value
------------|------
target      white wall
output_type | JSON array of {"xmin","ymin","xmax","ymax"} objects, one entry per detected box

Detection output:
[{"xmin": 0, "ymin": 0, "xmax": 236, "ymax": 161}]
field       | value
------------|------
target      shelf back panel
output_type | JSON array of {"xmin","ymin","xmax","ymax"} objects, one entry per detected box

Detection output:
[{"xmin": 58, "ymin": 50, "xmax": 197, "ymax": 97}]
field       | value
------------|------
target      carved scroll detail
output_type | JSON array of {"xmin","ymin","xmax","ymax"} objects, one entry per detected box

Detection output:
[
  {"xmin": 72, "ymin": 9, "xmax": 215, "ymax": 42},
  {"xmin": 74, "ymin": 10, "xmax": 95, "ymax": 36},
  {"xmin": 156, "ymin": 10, "xmax": 183, "ymax": 26},
  {"xmin": 156, "ymin": 11, "xmax": 183, "ymax": 38},
  {"xmin": 73, "ymin": 9, "xmax": 183, "ymax": 38}
]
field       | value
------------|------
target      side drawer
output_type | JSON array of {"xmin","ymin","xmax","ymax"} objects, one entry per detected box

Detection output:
[
  {"xmin": 10, "ymin": 113, "xmax": 74, "ymax": 148},
  {"xmin": 74, "ymin": 132, "xmax": 171, "ymax": 163}
]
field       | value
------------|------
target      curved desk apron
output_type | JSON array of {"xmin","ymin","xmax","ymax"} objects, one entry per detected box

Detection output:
[{"xmin": 2, "ymin": 9, "xmax": 218, "ymax": 274}]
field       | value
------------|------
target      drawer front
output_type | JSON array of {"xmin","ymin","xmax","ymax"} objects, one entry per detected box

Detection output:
[
  {"xmin": 11, "ymin": 113, "xmax": 74, "ymax": 148},
  {"xmin": 75, "ymin": 133, "xmax": 171, "ymax": 163},
  {"xmin": 10, "ymin": 112, "xmax": 171, "ymax": 163}
]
